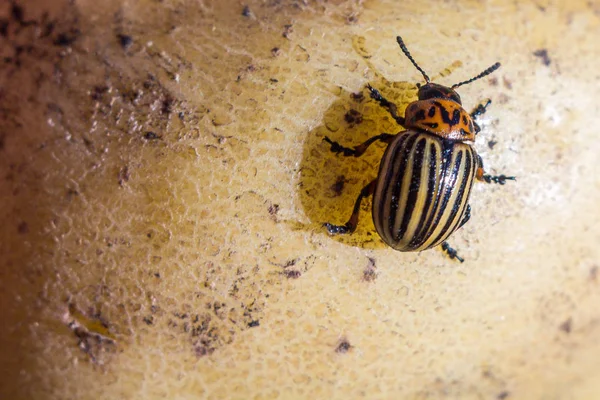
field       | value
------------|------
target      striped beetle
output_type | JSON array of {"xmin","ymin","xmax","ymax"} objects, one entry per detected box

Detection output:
[{"xmin": 324, "ymin": 36, "xmax": 514, "ymax": 262}]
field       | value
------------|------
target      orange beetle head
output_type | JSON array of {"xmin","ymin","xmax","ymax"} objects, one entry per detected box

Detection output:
[
  {"xmin": 416, "ymin": 82, "xmax": 462, "ymax": 105},
  {"xmin": 395, "ymin": 35, "xmax": 500, "ymax": 105}
]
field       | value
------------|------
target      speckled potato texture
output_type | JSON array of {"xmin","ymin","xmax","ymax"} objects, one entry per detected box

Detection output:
[{"xmin": 1, "ymin": 0, "xmax": 599, "ymax": 399}]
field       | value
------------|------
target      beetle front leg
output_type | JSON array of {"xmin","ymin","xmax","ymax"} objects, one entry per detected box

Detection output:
[
  {"xmin": 323, "ymin": 133, "xmax": 395, "ymax": 157},
  {"xmin": 471, "ymin": 99, "xmax": 491, "ymax": 134},
  {"xmin": 367, "ymin": 85, "xmax": 406, "ymax": 126},
  {"xmin": 477, "ymin": 155, "xmax": 516, "ymax": 185},
  {"xmin": 471, "ymin": 99, "xmax": 491, "ymax": 119},
  {"xmin": 324, "ymin": 179, "xmax": 377, "ymax": 234}
]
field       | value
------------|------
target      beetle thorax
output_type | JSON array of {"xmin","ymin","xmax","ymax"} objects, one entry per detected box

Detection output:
[{"xmin": 404, "ymin": 93, "xmax": 476, "ymax": 142}]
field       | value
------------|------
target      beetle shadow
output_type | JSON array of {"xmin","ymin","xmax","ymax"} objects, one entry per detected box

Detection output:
[{"xmin": 296, "ymin": 77, "xmax": 417, "ymax": 250}]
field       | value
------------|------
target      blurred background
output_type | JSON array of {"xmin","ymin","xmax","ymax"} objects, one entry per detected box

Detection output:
[{"xmin": 1, "ymin": 0, "xmax": 599, "ymax": 399}]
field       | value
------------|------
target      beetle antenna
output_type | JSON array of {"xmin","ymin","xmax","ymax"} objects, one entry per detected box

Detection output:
[
  {"xmin": 396, "ymin": 36, "xmax": 430, "ymax": 83},
  {"xmin": 452, "ymin": 62, "xmax": 501, "ymax": 89}
]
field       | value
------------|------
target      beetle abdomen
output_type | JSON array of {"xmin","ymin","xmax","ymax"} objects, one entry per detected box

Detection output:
[{"xmin": 372, "ymin": 131, "xmax": 477, "ymax": 251}]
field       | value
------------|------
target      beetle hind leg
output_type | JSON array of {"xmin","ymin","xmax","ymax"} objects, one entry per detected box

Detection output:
[
  {"xmin": 324, "ymin": 180, "xmax": 376, "ymax": 235},
  {"xmin": 441, "ymin": 242, "xmax": 465, "ymax": 263},
  {"xmin": 477, "ymin": 155, "xmax": 516, "ymax": 185},
  {"xmin": 324, "ymin": 134, "xmax": 395, "ymax": 158}
]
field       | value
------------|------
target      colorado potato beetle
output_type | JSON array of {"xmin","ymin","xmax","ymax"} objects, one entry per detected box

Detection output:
[{"xmin": 324, "ymin": 36, "xmax": 514, "ymax": 262}]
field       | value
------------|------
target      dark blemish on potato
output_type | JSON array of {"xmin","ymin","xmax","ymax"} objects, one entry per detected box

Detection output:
[
  {"xmin": 350, "ymin": 91, "xmax": 365, "ymax": 102},
  {"xmin": 0, "ymin": 20, "xmax": 8, "ymax": 37},
  {"xmin": 285, "ymin": 270, "xmax": 301, "ymax": 279},
  {"xmin": 17, "ymin": 221, "xmax": 29, "ymax": 234},
  {"xmin": 559, "ymin": 317, "xmax": 572, "ymax": 334},
  {"xmin": 118, "ymin": 165, "xmax": 130, "ymax": 186},
  {"xmin": 497, "ymin": 391, "xmax": 510, "ymax": 400},
  {"xmin": 533, "ymin": 49, "xmax": 551, "ymax": 66},
  {"xmin": 335, "ymin": 339, "xmax": 352, "ymax": 353},
  {"xmin": 331, "ymin": 175, "xmax": 347, "ymax": 197},
  {"xmin": 161, "ymin": 95, "xmax": 174, "ymax": 115},
  {"xmin": 53, "ymin": 29, "xmax": 80, "ymax": 47},
  {"xmin": 589, "ymin": 266, "xmax": 597, "ymax": 281},
  {"xmin": 268, "ymin": 203, "xmax": 279, "ymax": 221},
  {"xmin": 363, "ymin": 257, "xmax": 377, "ymax": 282},
  {"xmin": 90, "ymin": 85, "xmax": 108, "ymax": 101},
  {"xmin": 143, "ymin": 131, "xmax": 161, "ymax": 140},
  {"xmin": 241, "ymin": 5, "xmax": 252, "ymax": 18},
  {"xmin": 488, "ymin": 139, "xmax": 497, "ymax": 150},
  {"xmin": 271, "ymin": 47, "xmax": 281, "ymax": 57},
  {"xmin": 344, "ymin": 109, "xmax": 363, "ymax": 125},
  {"xmin": 283, "ymin": 24, "xmax": 293, "ymax": 39},
  {"xmin": 116, "ymin": 33, "xmax": 133, "ymax": 50}
]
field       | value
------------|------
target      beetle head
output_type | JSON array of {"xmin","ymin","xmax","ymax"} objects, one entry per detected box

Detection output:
[
  {"xmin": 395, "ymin": 35, "xmax": 501, "ymax": 104},
  {"xmin": 416, "ymin": 82, "xmax": 462, "ymax": 105}
]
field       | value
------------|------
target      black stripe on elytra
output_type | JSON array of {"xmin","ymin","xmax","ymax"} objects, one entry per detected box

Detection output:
[
  {"xmin": 433, "ymin": 101, "xmax": 461, "ymax": 126},
  {"xmin": 413, "ymin": 138, "xmax": 453, "ymax": 246},
  {"xmin": 462, "ymin": 115, "xmax": 468, "ymax": 125},
  {"xmin": 410, "ymin": 139, "xmax": 439, "ymax": 249},
  {"xmin": 431, "ymin": 148, "xmax": 472, "ymax": 246},
  {"xmin": 379, "ymin": 133, "xmax": 415, "ymax": 236},
  {"xmin": 426, "ymin": 140, "xmax": 460, "ymax": 245},
  {"xmin": 396, "ymin": 137, "xmax": 426, "ymax": 241}
]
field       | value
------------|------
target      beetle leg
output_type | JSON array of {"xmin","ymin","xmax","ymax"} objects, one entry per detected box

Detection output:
[
  {"xmin": 367, "ymin": 85, "xmax": 406, "ymax": 126},
  {"xmin": 441, "ymin": 242, "xmax": 465, "ymax": 263},
  {"xmin": 471, "ymin": 99, "xmax": 491, "ymax": 119},
  {"xmin": 476, "ymin": 155, "xmax": 516, "ymax": 185},
  {"xmin": 458, "ymin": 205, "xmax": 471, "ymax": 229},
  {"xmin": 471, "ymin": 99, "xmax": 491, "ymax": 134},
  {"xmin": 323, "ymin": 133, "xmax": 395, "ymax": 157},
  {"xmin": 324, "ymin": 180, "xmax": 377, "ymax": 234}
]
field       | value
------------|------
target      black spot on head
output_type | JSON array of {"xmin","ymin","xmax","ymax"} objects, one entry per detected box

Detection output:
[
  {"xmin": 414, "ymin": 109, "xmax": 426, "ymax": 121},
  {"xmin": 451, "ymin": 110, "xmax": 461, "ymax": 126},
  {"xmin": 460, "ymin": 129, "xmax": 469, "ymax": 136},
  {"xmin": 428, "ymin": 107, "xmax": 436, "ymax": 117},
  {"xmin": 434, "ymin": 102, "xmax": 462, "ymax": 126},
  {"xmin": 426, "ymin": 123, "xmax": 438, "ymax": 129},
  {"xmin": 462, "ymin": 115, "xmax": 468, "ymax": 125}
]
